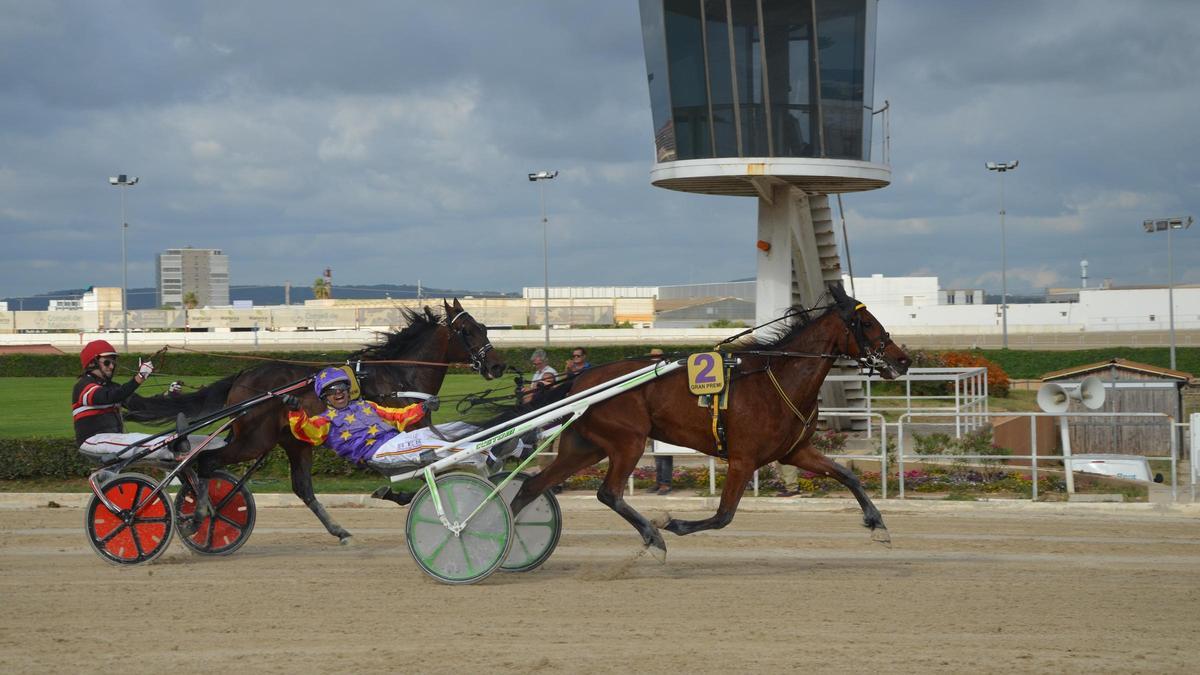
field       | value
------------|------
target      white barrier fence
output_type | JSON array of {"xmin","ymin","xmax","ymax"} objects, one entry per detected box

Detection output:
[
  {"xmin": 895, "ymin": 411, "xmax": 1181, "ymax": 502},
  {"xmin": 633, "ymin": 409, "xmax": 1192, "ymax": 503}
]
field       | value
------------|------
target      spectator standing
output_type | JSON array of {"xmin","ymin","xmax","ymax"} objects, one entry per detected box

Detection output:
[{"xmin": 644, "ymin": 348, "xmax": 674, "ymax": 495}]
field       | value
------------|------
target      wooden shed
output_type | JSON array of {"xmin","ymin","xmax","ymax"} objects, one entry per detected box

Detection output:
[{"xmin": 1041, "ymin": 359, "xmax": 1194, "ymax": 457}]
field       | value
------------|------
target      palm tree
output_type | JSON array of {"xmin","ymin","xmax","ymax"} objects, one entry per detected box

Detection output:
[
  {"xmin": 312, "ymin": 278, "xmax": 331, "ymax": 300},
  {"xmin": 182, "ymin": 291, "xmax": 199, "ymax": 309}
]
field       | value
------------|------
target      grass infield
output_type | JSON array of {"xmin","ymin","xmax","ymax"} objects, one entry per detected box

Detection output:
[{"xmin": 0, "ymin": 373, "xmax": 520, "ymax": 439}]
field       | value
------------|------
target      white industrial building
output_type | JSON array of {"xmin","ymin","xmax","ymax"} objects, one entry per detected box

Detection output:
[{"xmin": 515, "ymin": 276, "xmax": 1200, "ymax": 335}]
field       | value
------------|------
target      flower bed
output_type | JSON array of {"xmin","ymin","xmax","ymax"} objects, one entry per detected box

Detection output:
[{"xmin": 560, "ymin": 460, "xmax": 1144, "ymax": 501}]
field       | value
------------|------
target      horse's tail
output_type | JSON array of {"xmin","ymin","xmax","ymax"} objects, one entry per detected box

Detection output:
[{"xmin": 124, "ymin": 374, "xmax": 239, "ymax": 424}]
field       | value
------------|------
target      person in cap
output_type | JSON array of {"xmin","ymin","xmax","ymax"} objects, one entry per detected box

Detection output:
[
  {"xmin": 282, "ymin": 367, "xmax": 492, "ymax": 503},
  {"xmin": 73, "ymin": 339, "xmax": 163, "ymax": 459}
]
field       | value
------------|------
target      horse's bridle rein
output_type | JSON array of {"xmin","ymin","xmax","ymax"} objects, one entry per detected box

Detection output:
[
  {"xmin": 728, "ymin": 302, "xmax": 895, "ymax": 374},
  {"xmin": 723, "ymin": 302, "xmax": 896, "ymax": 456},
  {"xmin": 838, "ymin": 303, "xmax": 895, "ymax": 375},
  {"xmin": 448, "ymin": 309, "xmax": 495, "ymax": 375}
]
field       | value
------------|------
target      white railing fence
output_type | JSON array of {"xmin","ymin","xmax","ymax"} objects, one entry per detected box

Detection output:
[{"xmin": 895, "ymin": 411, "xmax": 1179, "ymax": 502}]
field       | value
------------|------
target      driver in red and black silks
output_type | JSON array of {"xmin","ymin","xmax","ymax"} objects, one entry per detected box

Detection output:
[{"xmin": 72, "ymin": 339, "xmax": 160, "ymax": 458}]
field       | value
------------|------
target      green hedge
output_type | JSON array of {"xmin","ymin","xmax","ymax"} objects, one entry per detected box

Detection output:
[
  {"xmin": 0, "ymin": 438, "xmax": 374, "ymax": 480},
  {"xmin": 0, "ymin": 345, "xmax": 715, "ymax": 378},
  {"xmin": 7, "ymin": 345, "xmax": 1197, "ymax": 381},
  {"xmin": 0, "ymin": 438, "xmax": 95, "ymax": 479},
  {"xmin": 977, "ymin": 347, "xmax": 1199, "ymax": 380}
]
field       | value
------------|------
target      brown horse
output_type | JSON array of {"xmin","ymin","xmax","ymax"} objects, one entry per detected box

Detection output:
[
  {"xmin": 509, "ymin": 283, "xmax": 910, "ymax": 556},
  {"xmin": 127, "ymin": 299, "xmax": 506, "ymax": 543}
]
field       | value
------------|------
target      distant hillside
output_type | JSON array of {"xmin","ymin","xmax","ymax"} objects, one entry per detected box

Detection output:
[{"xmin": 2, "ymin": 284, "xmax": 517, "ymax": 311}]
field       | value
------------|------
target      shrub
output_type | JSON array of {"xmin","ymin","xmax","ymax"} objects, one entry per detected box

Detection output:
[
  {"xmin": 811, "ymin": 429, "xmax": 848, "ymax": 454},
  {"xmin": 901, "ymin": 349, "xmax": 948, "ymax": 396},
  {"xmin": 0, "ymin": 437, "xmax": 372, "ymax": 480},
  {"xmin": 912, "ymin": 432, "xmax": 954, "ymax": 456},
  {"xmin": 940, "ymin": 351, "xmax": 1010, "ymax": 397},
  {"xmin": 910, "ymin": 428, "xmax": 1010, "ymax": 463},
  {"xmin": 0, "ymin": 437, "xmax": 94, "ymax": 479}
]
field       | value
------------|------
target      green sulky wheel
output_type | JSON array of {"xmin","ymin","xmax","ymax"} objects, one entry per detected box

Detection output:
[
  {"xmin": 174, "ymin": 470, "xmax": 256, "ymax": 557},
  {"xmin": 489, "ymin": 472, "xmax": 562, "ymax": 573},
  {"xmin": 405, "ymin": 472, "xmax": 513, "ymax": 585},
  {"xmin": 85, "ymin": 472, "xmax": 175, "ymax": 566}
]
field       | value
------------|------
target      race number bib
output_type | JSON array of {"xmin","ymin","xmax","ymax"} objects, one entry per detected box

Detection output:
[{"xmin": 687, "ymin": 352, "xmax": 725, "ymax": 395}]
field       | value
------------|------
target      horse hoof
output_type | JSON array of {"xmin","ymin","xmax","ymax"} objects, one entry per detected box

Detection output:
[
  {"xmin": 645, "ymin": 543, "xmax": 667, "ymax": 564},
  {"xmin": 338, "ymin": 535, "xmax": 355, "ymax": 547},
  {"xmin": 871, "ymin": 527, "xmax": 892, "ymax": 548},
  {"xmin": 649, "ymin": 512, "xmax": 672, "ymax": 529},
  {"xmin": 177, "ymin": 518, "xmax": 199, "ymax": 537}
]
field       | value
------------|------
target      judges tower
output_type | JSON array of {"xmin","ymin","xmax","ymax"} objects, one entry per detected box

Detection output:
[{"xmin": 639, "ymin": 0, "xmax": 890, "ymax": 418}]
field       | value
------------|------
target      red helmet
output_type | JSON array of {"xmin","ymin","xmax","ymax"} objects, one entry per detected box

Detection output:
[{"xmin": 80, "ymin": 340, "xmax": 118, "ymax": 370}]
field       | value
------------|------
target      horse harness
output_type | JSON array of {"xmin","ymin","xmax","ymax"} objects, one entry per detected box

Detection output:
[
  {"xmin": 447, "ymin": 310, "xmax": 496, "ymax": 376},
  {"xmin": 694, "ymin": 301, "xmax": 888, "ymax": 460},
  {"xmin": 697, "ymin": 353, "xmax": 820, "ymax": 461}
]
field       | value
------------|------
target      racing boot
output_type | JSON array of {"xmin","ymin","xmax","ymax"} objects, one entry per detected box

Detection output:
[
  {"xmin": 371, "ymin": 485, "xmax": 415, "ymax": 506},
  {"xmin": 171, "ymin": 413, "xmax": 192, "ymax": 457}
]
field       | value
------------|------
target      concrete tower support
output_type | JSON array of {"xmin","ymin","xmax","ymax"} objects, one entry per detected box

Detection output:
[
  {"xmin": 755, "ymin": 187, "xmax": 860, "ymax": 423},
  {"xmin": 756, "ymin": 186, "xmax": 828, "ymax": 324}
]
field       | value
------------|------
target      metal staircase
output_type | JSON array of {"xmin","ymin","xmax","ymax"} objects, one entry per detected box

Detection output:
[
  {"xmin": 755, "ymin": 186, "xmax": 868, "ymax": 433},
  {"xmin": 806, "ymin": 195, "xmax": 867, "ymax": 431}
]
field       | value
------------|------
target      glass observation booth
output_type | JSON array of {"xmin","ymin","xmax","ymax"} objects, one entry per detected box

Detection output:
[
  {"xmin": 639, "ymin": 0, "xmax": 887, "ymax": 195},
  {"xmin": 639, "ymin": 1, "xmax": 890, "ymax": 425}
]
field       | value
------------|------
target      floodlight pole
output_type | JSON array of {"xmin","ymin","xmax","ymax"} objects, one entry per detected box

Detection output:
[
  {"xmin": 986, "ymin": 161, "xmax": 1018, "ymax": 349},
  {"xmin": 109, "ymin": 175, "xmax": 139, "ymax": 351},
  {"xmin": 529, "ymin": 170, "xmax": 558, "ymax": 348},
  {"xmin": 1144, "ymin": 216, "xmax": 1193, "ymax": 370},
  {"xmin": 1168, "ymin": 222, "xmax": 1176, "ymax": 369}
]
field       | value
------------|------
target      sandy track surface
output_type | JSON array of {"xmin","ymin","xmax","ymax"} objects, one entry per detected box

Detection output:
[{"xmin": 2, "ymin": 500, "xmax": 1198, "ymax": 673}]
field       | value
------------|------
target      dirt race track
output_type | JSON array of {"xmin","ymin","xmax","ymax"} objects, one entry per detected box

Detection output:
[{"xmin": 2, "ymin": 497, "xmax": 1198, "ymax": 674}]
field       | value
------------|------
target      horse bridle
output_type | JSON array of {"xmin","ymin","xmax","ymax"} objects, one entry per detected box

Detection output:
[
  {"xmin": 839, "ymin": 303, "xmax": 894, "ymax": 373},
  {"xmin": 448, "ymin": 309, "xmax": 495, "ymax": 375}
]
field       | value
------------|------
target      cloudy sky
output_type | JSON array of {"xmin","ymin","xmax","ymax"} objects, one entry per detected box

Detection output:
[{"xmin": 2, "ymin": 0, "xmax": 1197, "ymax": 300}]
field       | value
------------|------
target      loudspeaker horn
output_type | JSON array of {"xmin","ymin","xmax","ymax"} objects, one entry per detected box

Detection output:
[
  {"xmin": 1036, "ymin": 375, "xmax": 1107, "ymax": 413},
  {"xmin": 1037, "ymin": 383, "xmax": 1069, "ymax": 413},
  {"xmin": 1076, "ymin": 375, "xmax": 1106, "ymax": 410}
]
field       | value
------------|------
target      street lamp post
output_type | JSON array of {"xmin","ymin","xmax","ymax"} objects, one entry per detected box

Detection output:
[
  {"xmin": 528, "ymin": 170, "xmax": 558, "ymax": 348},
  {"xmin": 108, "ymin": 174, "xmax": 139, "ymax": 351},
  {"xmin": 985, "ymin": 161, "xmax": 1018, "ymax": 349},
  {"xmin": 1143, "ymin": 216, "xmax": 1193, "ymax": 370}
]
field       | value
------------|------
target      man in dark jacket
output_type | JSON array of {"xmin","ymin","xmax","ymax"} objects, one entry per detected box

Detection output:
[{"xmin": 72, "ymin": 339, "xmax": 163, "ymax": 459}]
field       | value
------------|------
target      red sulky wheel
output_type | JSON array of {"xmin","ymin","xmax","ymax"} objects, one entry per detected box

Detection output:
[
  {"xmin": 85, "ymin": 472, "xmax": 175, "ymax": 566},
  {"xmin": 174, "ymin": 470, "xmax": 256, "ymax": 556}
]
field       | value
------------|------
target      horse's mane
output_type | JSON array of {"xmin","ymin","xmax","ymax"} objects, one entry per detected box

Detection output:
[
  {"xmin": 349, "ymin": 307, "xmax": 441, "ymax": 360},
  {"xmin": 742, "ymin": 300, "xmax": 836, "ymax": 350}
]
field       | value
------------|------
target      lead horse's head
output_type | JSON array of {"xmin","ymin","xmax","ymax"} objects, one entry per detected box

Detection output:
[
  {"xmin": 828, "ymin": 283, "xmax": 911, "ymax": 379},
  {"xmin": 442, "ymin": 298, "xmax": 507, "ymax": 380}
]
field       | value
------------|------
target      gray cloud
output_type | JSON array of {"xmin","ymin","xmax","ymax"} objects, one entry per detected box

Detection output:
[{"xmin": 1, "ymin": 0, "xmax": 1196, "ymax": 299}]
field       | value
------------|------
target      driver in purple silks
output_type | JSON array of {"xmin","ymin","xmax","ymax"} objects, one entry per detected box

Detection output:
[{"xmin": 282, "ymin": 367, "xmax": 488, "ymax": 505}]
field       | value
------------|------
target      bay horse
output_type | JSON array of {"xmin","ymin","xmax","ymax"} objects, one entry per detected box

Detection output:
[
  {"xmin": 509, "ymin": 283, "xmax": 910, "ymax": 557},
  {"xmin": 126, "ymin": 298, "xmax": 505, "ymax": 543}
]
